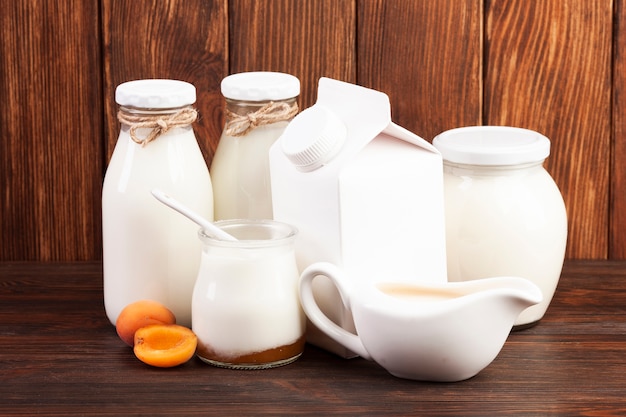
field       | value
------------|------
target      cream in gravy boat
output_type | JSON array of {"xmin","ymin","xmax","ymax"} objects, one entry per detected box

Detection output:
[{"xmin": 299, "ymin": 262, "xmax": 542, "ymax": 382}]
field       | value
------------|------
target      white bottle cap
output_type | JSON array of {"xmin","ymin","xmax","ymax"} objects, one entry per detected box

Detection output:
[
  {"xmin": 115, "ymin": 79, "xmax": 196, "ymax": 108},
  {"xmin": 221, "ymin": 72, "xmax": 300, "ymax": 101},
  {"xmin": 433, "ymin": 126, "xmax": 550, "ymax": 166},
  {"xmin": 280, "ymin": 105, "xmax": 347, "ymax": 172}
]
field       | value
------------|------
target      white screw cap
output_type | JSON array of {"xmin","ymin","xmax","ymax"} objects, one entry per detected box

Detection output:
[
  {"xmin": 280, "ymin": 105, "xmax": 347, "ymax": 172},
  {"xmin": 115, "ymin": 79, "xmax": 196, "ymax": 108}
]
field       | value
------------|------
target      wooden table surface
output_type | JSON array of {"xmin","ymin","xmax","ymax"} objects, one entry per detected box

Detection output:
[{"xmin": 1, "ymin": 260, "xmax": 625, "ymax": 416}]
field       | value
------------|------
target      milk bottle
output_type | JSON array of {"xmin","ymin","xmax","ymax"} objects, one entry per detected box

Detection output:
[
  {"xmin": 102, "ymin": 79, "xmax": 213, "ymax": 327},
  {"xmin": 269, "ymin": 78, "xmax": 448, "ymax": 357},
  {"xmin": 210, "ymin": 72, "xmax": 299, "ymax": 220}
]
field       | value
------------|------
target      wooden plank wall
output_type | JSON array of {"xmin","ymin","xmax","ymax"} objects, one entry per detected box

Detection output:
[{"xmin": 0, "ymin": 0, "xmax": 619, "ymax": 261}]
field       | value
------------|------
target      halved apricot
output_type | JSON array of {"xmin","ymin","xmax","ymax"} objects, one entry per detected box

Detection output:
[
  {"xmin": 116, "ymin": 300, "xmax": 176, "ymax": 346},
  {"xmin": 133, "ymin": 324, "xmax": 197, "ymax": 367}
]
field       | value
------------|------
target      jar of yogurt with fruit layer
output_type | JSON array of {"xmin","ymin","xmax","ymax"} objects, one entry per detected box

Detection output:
[
  {"xmin": 192, "ymin": 219, "xmax": 305, "ymax": 369},
  {"xmin": 433, "ymin": 126, "xmax": 567, "ymax": 328}
]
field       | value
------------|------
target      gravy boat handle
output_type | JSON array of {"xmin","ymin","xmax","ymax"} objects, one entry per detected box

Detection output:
[{"xmin": 299, "ymin": 262, "xmax": 372, "ymax": 360}]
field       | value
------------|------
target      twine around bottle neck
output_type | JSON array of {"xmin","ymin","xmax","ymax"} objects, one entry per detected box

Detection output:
[
  {"xmin": 117, "ymin": 106, "xmax": 198, "ymax": 146},
  {"xmin": 224, "ymin": 100, "xmax": 298, "ymax": 137}
]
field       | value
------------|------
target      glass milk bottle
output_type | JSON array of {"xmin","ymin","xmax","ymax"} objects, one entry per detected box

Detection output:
[
  {"xmin": 210, "ymin": 72, "xmax": 300, "ymax": 220},
  {"xmin": 102, "ymin": 79, "xmax": 213, "ymax": 327},
  {"xmin": 192, "ymin": 219, "xmax": 305, "ymax": 369},
  {"xmin": 433, "ymin": 126, "xmax": 567, "ymax": 328}
]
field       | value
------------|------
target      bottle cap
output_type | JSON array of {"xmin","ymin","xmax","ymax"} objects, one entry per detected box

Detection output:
[
  {"xmin": 221, "ymin": 72, "xmax": 300, "ymax": 101},
  {"xmin": 115, "ymin": 79, "xmax": 196, "ymax": 108},
  {"xmin": 280, "ymin": 105, "xmax": 347, "ymax": 172},
  {"xmin": 433, "ymin": 126, "xmax": 550, "ymax": 166}
]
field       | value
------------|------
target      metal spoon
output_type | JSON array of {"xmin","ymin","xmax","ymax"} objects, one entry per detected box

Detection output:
[{"xmin": 151, "ymin": 188, "xmax": 238, "ymax": 242}]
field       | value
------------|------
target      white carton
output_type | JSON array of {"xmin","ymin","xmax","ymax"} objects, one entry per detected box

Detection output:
[{"xmin": 269, "ymin": 77, "xmax": 447, "ymax": 357}]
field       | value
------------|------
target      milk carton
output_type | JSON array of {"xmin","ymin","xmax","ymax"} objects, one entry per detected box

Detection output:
[{"xmin": 269, "ymin": 78, "xmax": 447, "ymax": 357}]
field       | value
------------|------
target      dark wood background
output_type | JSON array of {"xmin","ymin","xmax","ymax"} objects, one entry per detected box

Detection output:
[{"xmin": 0, "ymin": 0, "xmax": 621, "ymax": 261}]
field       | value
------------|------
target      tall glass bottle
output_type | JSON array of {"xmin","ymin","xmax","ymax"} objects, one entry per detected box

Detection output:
[
  {"xmin": 210, "ymin": 72, "xmax": 300, "ymax": 220},
  {"xmin": 102, "ymin": 79, "xmax": 213, "ymax": 327}
]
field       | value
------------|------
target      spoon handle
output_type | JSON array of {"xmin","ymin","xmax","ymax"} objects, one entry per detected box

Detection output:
[{"xmin": 151, "ymin": 189, "xmax": 238, "ymax": 242}]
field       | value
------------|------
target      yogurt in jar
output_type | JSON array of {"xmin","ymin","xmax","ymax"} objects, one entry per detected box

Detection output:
[
  {"xmin": 433, "ymin": 126, "xmax": 568, "ymax": 327},
  {"xmin": 191, "ymin": 220, "xmax": 305, "ymax": 369}
]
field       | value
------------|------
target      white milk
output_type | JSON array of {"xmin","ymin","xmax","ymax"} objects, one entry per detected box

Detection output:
[
  {"xmin": 210, "ymin": 122, "xmax": 289, "ymax": 220},
  {"xmin": 102, "ymin": 80, "xmax": 213, "ymax": 327},
  {"xmin": 270, "ymin": 78, "xmax": 448, "ymax": 357},
  {"xmin": 434, "ymin": 126, "xmax": 567, "ymax": 326}
]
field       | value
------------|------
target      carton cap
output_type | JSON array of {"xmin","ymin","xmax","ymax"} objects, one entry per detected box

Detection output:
[{"xmin": 280, "ymin": 105, "xmax": 347, "ymax": 172}]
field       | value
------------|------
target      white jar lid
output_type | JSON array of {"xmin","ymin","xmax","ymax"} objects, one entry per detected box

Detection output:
[
  {"xmin": 115, "ymin": 79, "xmax": 196, "ymax": 108},
  {"xmin": 280, "ymin": 105, "xmax": 347, "ymax": 172},
  {"xmin": 433, "ymin": 126, "xmax": 550, "ymax": 165},
  {"xmin": 221, "ymin": 72, "xmax": 300, "ymax": 101}
]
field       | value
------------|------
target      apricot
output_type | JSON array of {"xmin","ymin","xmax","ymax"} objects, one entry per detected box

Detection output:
[
  {"xmin": 133, "ymin": 324, "xmax": 197, "ymax": 367},
  {"xmin": 116, "ymin": 300, "xmax": 176, "ymax": 346}
]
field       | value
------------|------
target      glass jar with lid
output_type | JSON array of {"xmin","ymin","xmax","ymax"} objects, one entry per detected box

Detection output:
[
  {"xmin": 210, "ymin": 71, "xmax": 300, "ymax": 220},
  {"xmin": 433, "ymin": 126, "xmax": 567, "ymax": 328}
]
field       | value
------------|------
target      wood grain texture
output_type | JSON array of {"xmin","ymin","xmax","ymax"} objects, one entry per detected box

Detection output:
[
  {"xmin": 613, "ymin": 0, "xmax": 626, "ymax": 259},
  {"xmin": 228, "ymin": 0, "xmax": 356, "ymax": 110},
  {"xmin": 0, "ymin": 0, "xmax": 103, "ymax": 261},
  {"xmin": 0, "ymin": 0, "xmax": 623, "ymax": 260},
  {"xmin": 358, "ymin": 0, "xmax": 483, "ymax": 140},
  {"xmin": 1, "ymin": 261, "xmax": 626, "ymax": 415},
  {"xmin": 102, "ymin": 0, "xmax": 228, "ymax": 163},
  {"xmin": 484, "ymin": 0, "xmax": 613, "ymax": 259}
]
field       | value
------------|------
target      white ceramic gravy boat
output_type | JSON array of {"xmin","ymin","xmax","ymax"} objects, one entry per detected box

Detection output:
[{"xmin": 299, "ymin": 262, "xmax": 543, "ymax": 382}]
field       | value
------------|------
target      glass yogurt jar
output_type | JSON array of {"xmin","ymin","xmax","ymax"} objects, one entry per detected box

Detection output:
[
  {"xmin": 433, "ymin": 126, "xmax": 568, "ymax": 328},
  {"xmin": 192, "ymin": 219, "xmax": 305, "ymax": 369}
]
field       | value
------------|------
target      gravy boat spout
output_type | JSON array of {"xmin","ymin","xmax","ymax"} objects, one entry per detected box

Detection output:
[{"xmin": 299, "ymin": 262, "xmax": 543, "ymax": 382}]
